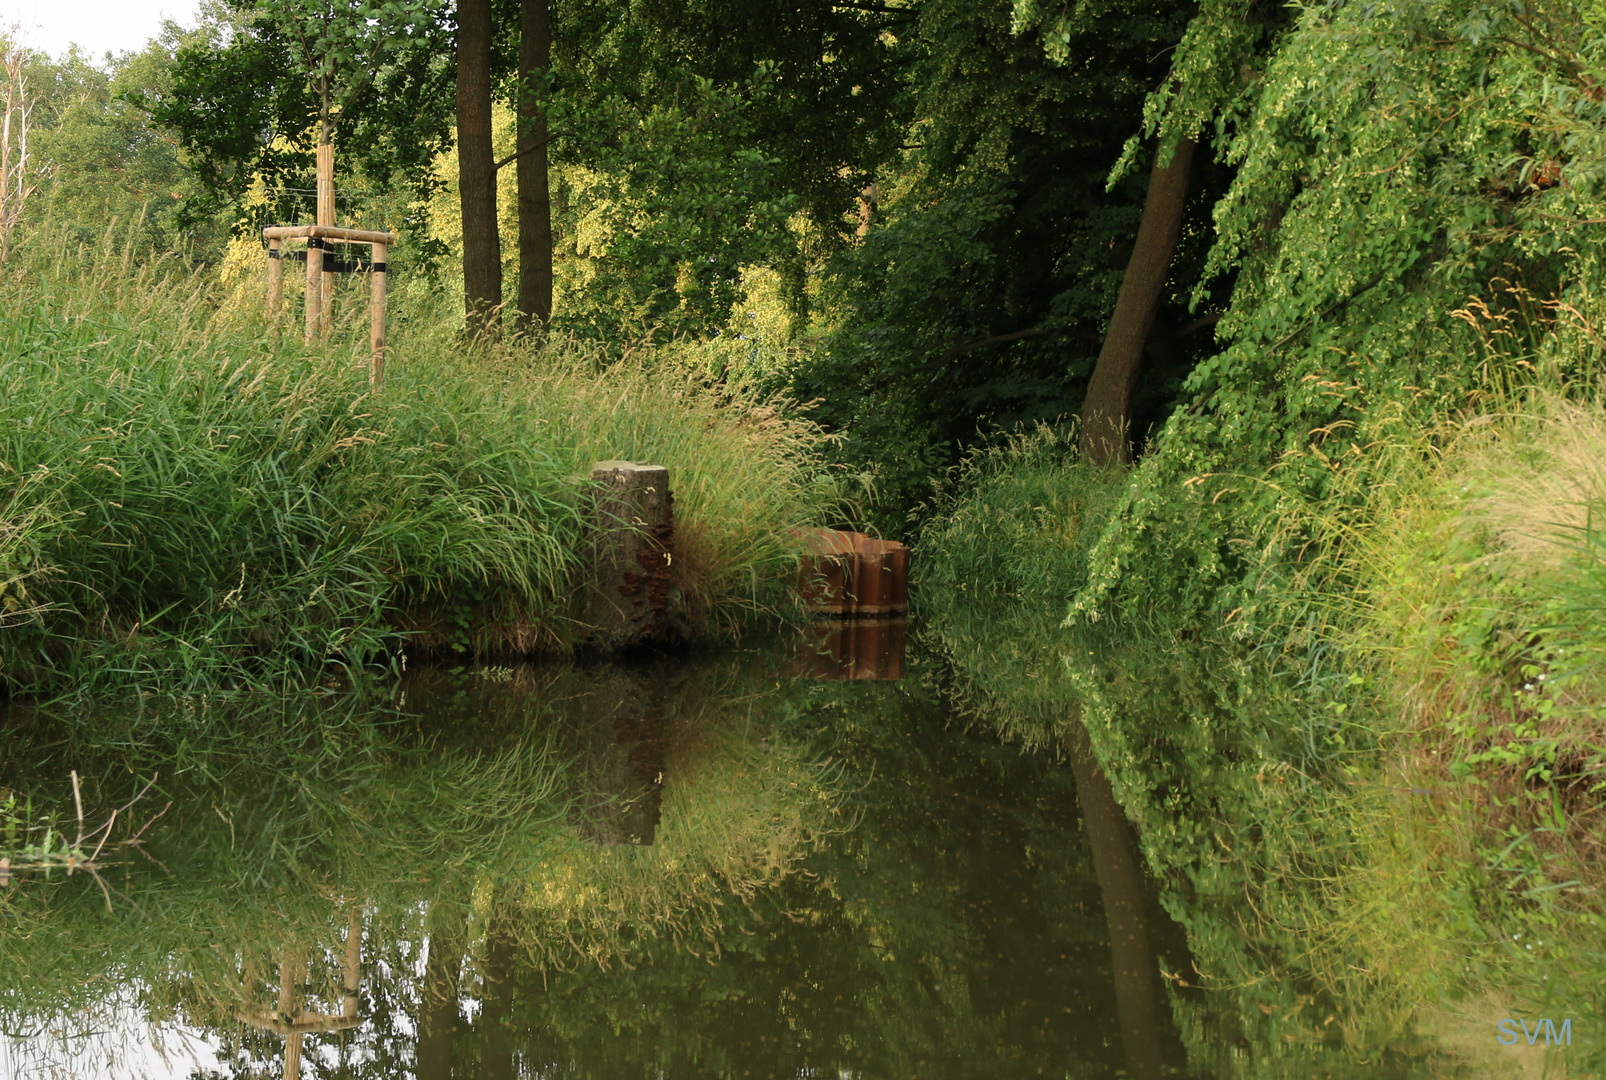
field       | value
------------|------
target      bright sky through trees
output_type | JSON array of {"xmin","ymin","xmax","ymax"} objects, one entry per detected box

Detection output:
[{"xmin": 4, "ymin": 0, "xmax": 199, "ymax": 61}]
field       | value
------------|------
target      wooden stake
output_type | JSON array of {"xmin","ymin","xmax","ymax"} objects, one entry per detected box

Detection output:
[
  {"xmin": 317, "ymin": 143, "xmax": 335, "ymax": 337},
  {"xmin": 304, "ymin": 238, "xmax": 322, "ymax": 346},
  {"xmin": 316, "ymin": 143, "xmax": 335, "ymax": 227},
  {"xmin": 266, "ymin": 236, "xmax": 282, "ymax": 318},
  {"xmin": 343, "ymin": 907, "xmax": 362, "ymax": 1019},
  {"xmin": 321, "ymin": 259, "xmax": 334, "ymax": 337},
  {"xmin": 369, "ymin": 241, "xmax": 388, "ymax": 387}
]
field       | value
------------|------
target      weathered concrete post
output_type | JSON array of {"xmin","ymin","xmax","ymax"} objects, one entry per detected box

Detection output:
[{"xmin": 584, "ymin": 460, "xmax": 682, "ymax": 648}]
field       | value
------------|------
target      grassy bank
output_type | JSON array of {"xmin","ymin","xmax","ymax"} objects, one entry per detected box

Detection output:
[
  {"xmin": 906, "ymin": 2, "xmax": 1606, "ymax": 1071},
  {"xmin": 0, "ymin": 223, "xmax": 838, "ymax": 699},
  {"xmin": 914, "ymin": 378, "xmax": 1606, "ymax": 1074}
]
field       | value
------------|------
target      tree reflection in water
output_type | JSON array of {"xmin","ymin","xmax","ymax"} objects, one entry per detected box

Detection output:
[{"xmin": 0, "ymin": 636, "xmax": 1196, "ymax": 1079}]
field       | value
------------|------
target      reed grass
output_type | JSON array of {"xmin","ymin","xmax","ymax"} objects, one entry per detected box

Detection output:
[
  {"xmin": 1294, "ymin": 384, "xmax": 1606, "ymax": 1071},
  {"xmin": 0, "ymin": 220, "xmax": 839, "ymax": 699},
  {"xmin": 914, "ymin": 423, "xmax": 1125, "ymax": 603}
]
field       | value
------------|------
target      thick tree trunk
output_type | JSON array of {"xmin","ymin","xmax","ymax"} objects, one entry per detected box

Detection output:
[
  {"xmin": 516, "ymin": 0, "xmax": 553, "ymax": 333},
  {"xmin": 1079, "ymin": 137, "xmax": 1196, "ymax": 465},
  {"xmin": 456, "ymin": 0, "xmax": 501, "ymax": 339}
]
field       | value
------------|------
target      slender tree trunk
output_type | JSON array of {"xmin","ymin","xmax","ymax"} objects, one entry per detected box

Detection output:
[
  {"xmin": 1079, "ymin": 137, "xmax": 1196, "ymax": 465},
  {"xmin": 1067, "ymin": 720, "xmax": 1170, "ymax": 1080},
  {"xmin": 480, "ymin": 906, "xmax": 518, "ymax": 1080},
  {"xmin": 516, "ymin": 0, "xmax": 554, "ymax": 334},
  {"xmin": 457, "ymin": 0, "xmax": 501, "ymax": 339},
  {"xmin": 417, "ymin": 904, "xmax": 465, "ymax": 1080}
]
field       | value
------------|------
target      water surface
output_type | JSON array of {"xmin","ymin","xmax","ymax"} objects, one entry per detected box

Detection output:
[{"xmin": 0, "ymin": 628, "xmax": 1445, "ymax": 1078}]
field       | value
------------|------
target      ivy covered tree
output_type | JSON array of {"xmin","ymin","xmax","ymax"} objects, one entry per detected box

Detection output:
[{"xmin": 1072, "ymin": 0, "xmax": 1606, "ymax": 628}]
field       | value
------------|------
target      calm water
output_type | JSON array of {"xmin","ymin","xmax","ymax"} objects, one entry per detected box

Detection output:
[{"xmin": 0, "ymin": 625, "xmax": 1434, "ymax": 1079}]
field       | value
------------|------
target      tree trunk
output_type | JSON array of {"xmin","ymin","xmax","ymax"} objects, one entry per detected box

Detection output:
[
  {"xmin": 479, "ymin": 904, "xmax": 518, "ymax": 1080},
  {"xmin": 457, "ymin": 0, "xmax": 501, "ymax": 339},
  {"xmin": 1079, "ymin": 137, "xmax": 1196, "ymax": 465},
  {"xmin": 516, "ymin": 0, "xmax": 553, "ymax": 334},
  {"xmin": 1067, "ymin": 719, "xmax": 1172, "ymax": 1080},
  {"xmin": 416, "ymin": 904, "xmax": 465, "ymax": 1080}
]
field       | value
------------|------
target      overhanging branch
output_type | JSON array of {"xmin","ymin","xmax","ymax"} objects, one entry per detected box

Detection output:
[{"xmin": 494, "ymin": 130, "xmax": 567, "ymax": 172}]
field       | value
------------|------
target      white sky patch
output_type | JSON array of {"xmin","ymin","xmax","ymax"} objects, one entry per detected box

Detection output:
[
  {"xmin": 3, "ymin": 0, "xmax": 203, "ymax": 63},
  {"xmin": 0, "ymin": 998, "xmax": 224, "ymax": 1080}
]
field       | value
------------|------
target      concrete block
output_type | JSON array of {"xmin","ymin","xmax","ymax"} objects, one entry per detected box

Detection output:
[{"xmin": 584, "ymin": 461, "xmax": 684, "ymax": 648}]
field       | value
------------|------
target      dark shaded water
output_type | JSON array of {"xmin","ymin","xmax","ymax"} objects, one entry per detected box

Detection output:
[{"xmin": 0, "ymin": 626, "xmax": 1409, "ymax": 1079}]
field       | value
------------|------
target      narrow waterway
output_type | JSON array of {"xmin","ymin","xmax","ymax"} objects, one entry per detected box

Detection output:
[{"xmin": 0, "ymin": 626, "xmax": 1447, "ymax": 1078}]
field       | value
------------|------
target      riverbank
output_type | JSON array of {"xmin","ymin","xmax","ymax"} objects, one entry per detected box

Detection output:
[
  {"xmin": 0, "ymin": 225, "xmax": 839, "ymax": 700},
  {"xmin": 905, "ymin": 1, "xmax": 1606, "ymax": 1067},
  {"xmin": 914, "ymin": 382, "xmax": 1606, "ymax": 1074}
]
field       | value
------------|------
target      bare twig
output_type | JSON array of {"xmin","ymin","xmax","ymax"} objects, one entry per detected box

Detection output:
[
  {"xmin": 71, "ymin": 770, "xmax": 85, "ymax": 851},
  {"xmin": 1, "ymin": 31, "xmax": 36, "ymax": 258}
]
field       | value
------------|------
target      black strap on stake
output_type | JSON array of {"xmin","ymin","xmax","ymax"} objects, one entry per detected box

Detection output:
[{"xmin": 269, "ymin": 243, "xmax": 387, "ymax": 274}]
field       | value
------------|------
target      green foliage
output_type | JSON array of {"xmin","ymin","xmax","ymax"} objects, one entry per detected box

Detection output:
[
  {"xmin": 0, "ymin": 220, "xmax": 839, "ymax": 698},
  {"xmin": 915, "ymin": 424, "xmax": 1125, "ymax": 602},
  {"xmin": 20, "ymin": 34, "xmax": 228, "ymax": 254},
  {"xmin": 543, "ymin": 72, "xmax": 799, "ymax": 340},
  {"xmin": 154, "ymin": 0, "xmax": 454, "ymax": 229},
  {"xmin": 512, "ymin": 0, "xmax": 911, "ymax": 344},
  {"xmin": 551, "ymin": 0, "xmax": 907, "ymax": 251},
  {"xmin": 911, "ymin": 0, "xmax": 1606, "ymax": 1069},
  {"xmin": 788, "ymin": 0, "xmax": 1226, "ymax": 529},
  {"xmin": 1098, "ymin": 0, "xmax": 1292, "ymax": 184},
  {"xmin": 1072, "ymin": 0, "xmax": 1606, "ymax": 632}
]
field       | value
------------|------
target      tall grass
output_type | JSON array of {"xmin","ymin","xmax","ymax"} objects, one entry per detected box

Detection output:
[
  {"xmin": 0, "ymin": 220, "xmax": 839, "ymax": 698},
  {"xmin": 1292, "ymin": 384, "xmax": 1606, "ymax": 1070},
  {"xmin": 913, "ymin": 423, "xmax": 1125, "ymax": 604}
]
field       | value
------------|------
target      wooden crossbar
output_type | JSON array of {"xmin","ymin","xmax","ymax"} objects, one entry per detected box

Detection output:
[
  {"xmin": 263, "ymin": 224, "xmax": 398, "ymax": 244},
  {"xmin": 268, "ymin": 248, "xmax": 383, "ymax": 273},
  {"xmin": 263, "ymin": 222, "xmax": 394, "ymax": 385}
]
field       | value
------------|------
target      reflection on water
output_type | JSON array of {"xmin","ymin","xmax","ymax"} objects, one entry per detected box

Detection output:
[
  {"xmin": 234, "ymin": 914, "xmax": 363, "ymax": 1080},
  {"xmin": 563, "ymin": 669, "xmax": 669, "ymax": 846},
  {"xmin": 2, "ymin": 634, "xmax": 1192, "ymax": 1079},
  {"xmin": 792, "ymin": 616, "xmax": 907, "ymax": 680},
  {"xmin": 1067, "ymin": 722, "xmax": 1181, "ymax": 1080}
]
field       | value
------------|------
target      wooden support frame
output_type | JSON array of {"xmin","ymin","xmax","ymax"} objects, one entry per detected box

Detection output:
[
  {"xmin": 264, "ymin": 224, "xmax": 399, "ymax": 388},
  {"xmin": 235, "ymin": 908, "xmax": 365, "ymax": 1080},
  {"xmin": 370, "ymin": 241, "xmax": 388, "ymax": 384},
  {"xmin": 262, "ymin": 135, "xmax": 396, "ymax": 386}
]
